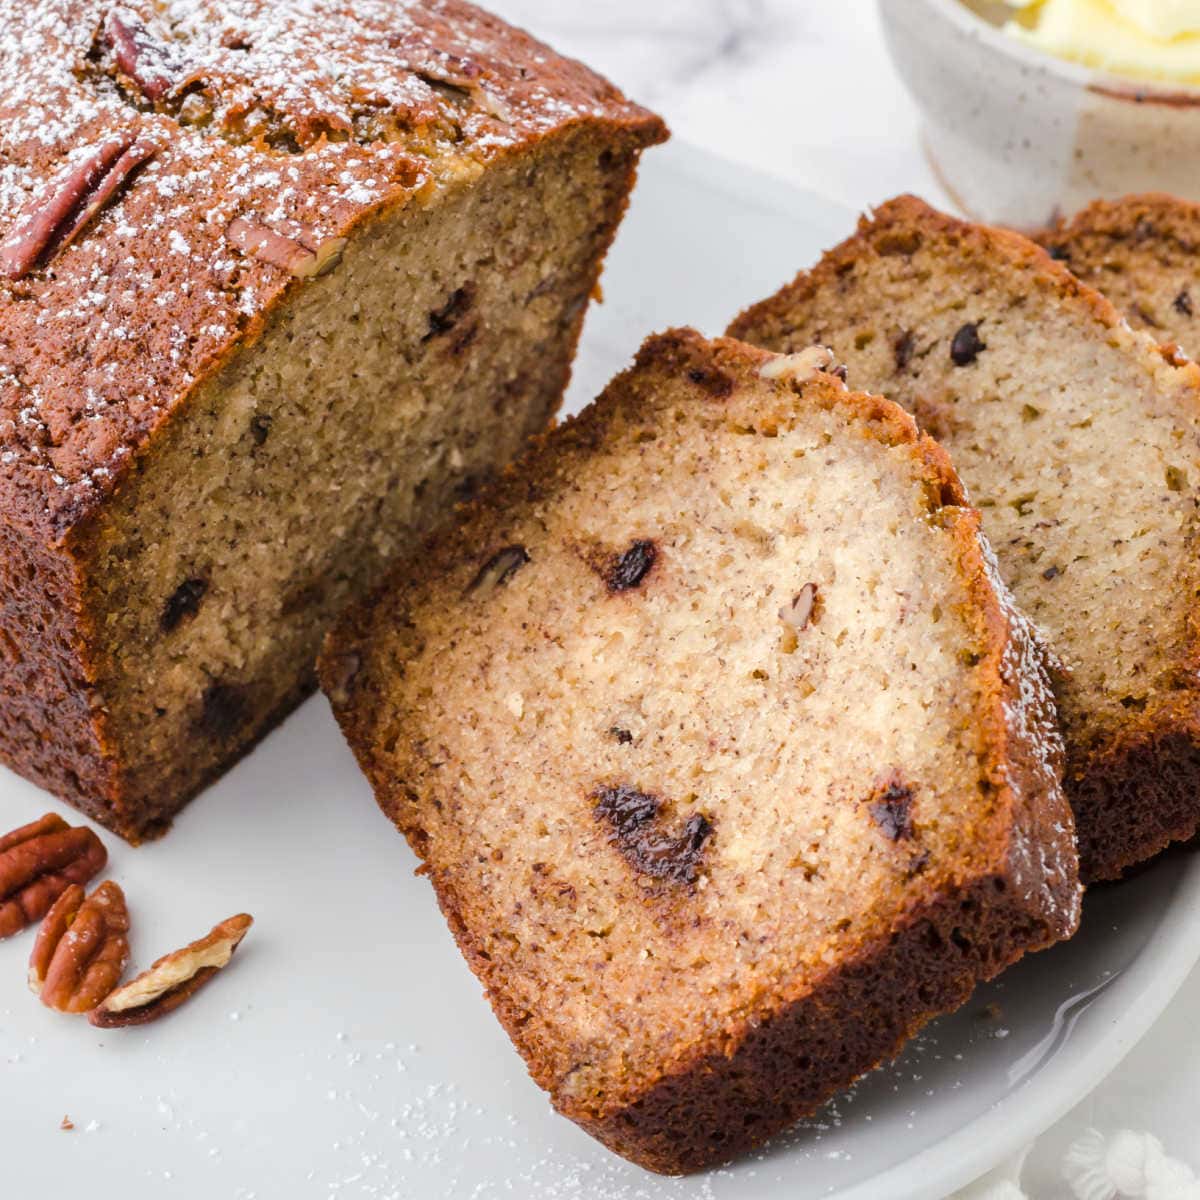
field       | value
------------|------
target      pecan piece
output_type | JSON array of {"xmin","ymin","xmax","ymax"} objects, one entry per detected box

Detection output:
[
  {"xmin": 104, "ymin": 8, "xmax": 187, "ymax": 102},
  {"xmin": 90, "ymin": 913, "xmax": 253, "ymax": 1028},
  {"xmin": 0, "ymin": 135, "xmax": 159, "ymax": 280},
  {"xmin": 0, "ymin": 814, "xmax": 106, "ymax": 939},
  {"xmin": 467, "ymin": 544, "xmax": 529, "ymax": 593},
  {"xmin": 29, "ymin": 881, "xmax": 130, "ymax": 1014},
  {"xmin": 779, "ymin": 582, "xmax": 819, "ymax": 631},
  {"xmin": 226, "ymin": 215, "xmax": 346, "ymax": 278}
]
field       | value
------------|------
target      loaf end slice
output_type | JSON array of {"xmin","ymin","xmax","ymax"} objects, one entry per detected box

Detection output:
[
  {"xmin": 320, "ymin": 329, "xmax": 1080, "ymax": 1173},
  {"xmin": 731, "ymin": 196, "xmax": 1200, "ymax": 882},
  {"xmin": 0, "ymin": 0, "xmax": 666, "ymax": 840},
  {"xmin": 1041, "ymin": 193, "xmax": 1200, "ymax": 349}
]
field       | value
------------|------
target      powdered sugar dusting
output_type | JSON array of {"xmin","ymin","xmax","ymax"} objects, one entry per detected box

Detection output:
[{"xmin": 0, "ymin": 0, "xmax": 658, "ymax": 535}]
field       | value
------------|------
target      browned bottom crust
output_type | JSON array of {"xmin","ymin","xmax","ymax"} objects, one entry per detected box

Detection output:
[
  {"xmin": 442, "ymin": 866, "xmax": 1054, "ymax": 1175},
  {"xmin": 0, "ymin": 669, "xmax": 315, "ymax": 845},
  {"xmin": 1072, "ymin": 727, "xmax": 1200, "ymax": 882}
]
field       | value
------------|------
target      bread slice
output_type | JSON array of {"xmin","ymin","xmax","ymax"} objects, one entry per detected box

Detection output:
[
  {"xmin": 730, "ymin": 196, "xmax": 1200, "ymax": 882},
  {"xmin": 1042, "ymin": 193, "xmax": 1200, "ymax": 348},
  {"xmin": 319, "ymin": 329, "xmax": 1080, "ymax": 1174},
  {"xmin": 0, "ymin": 0, "xmax": 665, "ymax": 841}
]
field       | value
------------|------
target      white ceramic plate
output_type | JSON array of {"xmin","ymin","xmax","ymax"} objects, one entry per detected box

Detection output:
[{"xmin": 3, "ymin": 142, "xmax": 1199, "ymax": 1200}]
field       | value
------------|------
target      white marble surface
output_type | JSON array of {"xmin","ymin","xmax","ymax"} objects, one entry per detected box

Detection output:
[{"xmin": 485, "ymin": 2, "xmax": 1200, "ymax": 1197}]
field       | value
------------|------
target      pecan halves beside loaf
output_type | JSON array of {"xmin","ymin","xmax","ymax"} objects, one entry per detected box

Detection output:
[
  {"xmin": 104, "ymin": 8, "xmax": 188, "ymax": 103},
  {"xmin": 0, "ymin": 814, "xmax": 107, "ymax": 939},
  {"xmin": 0, "ymin": 135, "xmax": 160, "ymax": 280},
  {"xmin": 225, "ymin": 215, "xmax": 346, "ymax": 279},
  {"xmin": 89, "ymin": 912, "xmax": 253, "ymax": 1028},
  {"xmin": 29, "ymin": 881, "xmax": 130, "ymax": 1013}
]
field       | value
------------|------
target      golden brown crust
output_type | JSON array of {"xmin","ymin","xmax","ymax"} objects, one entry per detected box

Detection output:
[
  {"xmin": 730, "ymin": 195, "xmax": 1124, "ymax": 348},
  {"xmin": 321, "ymin": 327, "xmax": 1079, "ymax": 1174},
  {"xmin": 571, "ymin": 874, "xmax": 1058, "ymax": 1174},
  {"xmin": 0, "ymin": 0, "xmax": 665, "ymax": 841},
  {"xmin": 0, "ymin": 0, "xmax": 665, "ymax": 541},
  {"xmin": 1042, "ymin": 192, "xmax": 1200, "ymax": 258},
  {"xmin": 731, "ymin": 194, "xmax": 1200, "ymax": 884}
]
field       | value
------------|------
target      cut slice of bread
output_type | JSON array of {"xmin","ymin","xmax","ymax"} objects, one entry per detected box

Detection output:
[
  {"xmin": 730, "ymin": 196, "xmax": 1200, "ymax": 882},
  {"xmin": 1042, "ymin": 193, "xmax": 1200, "ymax": 348},
  {"xmin": 320, "ymin": 329, "xmax": 1080, "ymax": 1174}
]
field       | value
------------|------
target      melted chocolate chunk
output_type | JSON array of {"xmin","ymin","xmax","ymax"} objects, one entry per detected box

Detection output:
[
  {"xmin": 198, "ymin": 681, "xmax": 247, "ymax": 740},
  {"xmin": 423, "ymin": 284, "xmax": 475, "ymax": 340},
  {"xmin": 1175, "ymin": 289, "xmax": 1194, "ymax": 317},
  {"xmin": 686, "ymin": 365, "xmax": 735, "ymax": 399},
  {"xmin": 609, "ymin": 726, "xmax": 634, "ymax": 744},
  {"xmin": 594, "ymin": 785, "xmax": 713, "ymax": 885},
  {"xmin": 606, "ymin": 539, "xmax": 657, "ymax": 592},
  {"xmin": 867, "ymin": 774, "xmax": 916, "ymax": 841},
  {"xmin": 893, "ymin": 329, "xmax": 915, "ymax": 371},
  {"xmin": 249, "ymin": 413, "xmax": 272, "ymax": 445},
  {"xmin": 468, "ymin": 544, "xmax": 529, "ymax": 593},
  {"xmin": 161, "ymin": 576, "xmax": 208, "ymax": 632},
  {"xmin": 950, "ymin": 323, "xmax": 986, "ymax": 367},
  {"xmin": 1045, "ymin": 244, "xmax": 1070, "ymax": 263}
]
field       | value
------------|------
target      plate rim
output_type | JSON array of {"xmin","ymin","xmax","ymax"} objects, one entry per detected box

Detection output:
[{"xmin": 829, "ymin": 859, "xmax": 1200, "ymax": 1200}]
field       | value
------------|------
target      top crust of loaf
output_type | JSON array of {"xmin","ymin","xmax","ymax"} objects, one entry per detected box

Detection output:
[
  {"xmin": 1041, "ymin": 192, "xmax": 1200, "ymax": 345},
  {"xmin": 730, "ymin": 195, "xmax": 1200, "ymax": 882},
  {"xmin": 321, "ymin": 328, "xmax": 1080, "ymax": 1171},
  {"xmin": 0, "ymin": 0, "xmax": 666, "ymax": 543},
  {"xmin": 732, "ymin": 195, "xmax": 1131, "ymax": 345}
]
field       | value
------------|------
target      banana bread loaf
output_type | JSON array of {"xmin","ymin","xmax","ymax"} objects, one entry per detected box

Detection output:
[
  {"xmin": 1042, "ymin": 193, "xmax": 1200, "ymax": 349},
  {"xmin": 731, "ymin": 197, "xmax": 1200, "ymax": 882},
  {"xmin": 319, "ymin": 329, "xmax": 1080, "ymax": 1174},
  {"xmin": 0, "ymin": 0, "xmax": 665, "ymax": 840}
]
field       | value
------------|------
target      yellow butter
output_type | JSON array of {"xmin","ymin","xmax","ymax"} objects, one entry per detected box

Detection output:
[{"xmin": 1005, "ymin": 0, "xmax": 1200, "ymax": 85}]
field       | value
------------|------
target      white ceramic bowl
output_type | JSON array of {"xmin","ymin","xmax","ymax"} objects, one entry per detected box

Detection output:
[{"xmin": 880, "ymin": 0, "xmax": 1200, "ymax": 229}]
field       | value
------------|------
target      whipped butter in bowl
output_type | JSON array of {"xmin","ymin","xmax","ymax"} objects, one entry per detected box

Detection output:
[
  {"xmin": 880, "ymin": 0, "xmax": 1200, "ymax": 228},
  {"xmin": 1006, "ymin": 0, "xmax": 1200, "ymax": 83}
]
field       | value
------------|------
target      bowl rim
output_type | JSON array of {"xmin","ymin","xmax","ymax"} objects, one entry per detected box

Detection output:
[{"xmin": 902, "ymin": 0, "xmax": 1200, "ymax": 100}]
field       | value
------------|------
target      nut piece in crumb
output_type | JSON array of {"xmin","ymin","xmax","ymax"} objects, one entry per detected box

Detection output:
[
  {"xmin": 89, "ymin": 913, "xmax": 253, "ymax": 1028},
  {"xmin": 779, "ymin": 582, "xmax": 819, "ymax": 631},
  {"xmin": 0, "ymin": 813, "xmax": 107, "ymax": 939},
  {"xmin": 29, "ymin": 881, "xmax": 130, "ymax": 1014},
  {"xmin": 758, "ymin": 346, "xmax": 844, "ymax": 385},
  {"xmin": 467, "ymin": 544, "xmax": 529, "ymax": 593}
]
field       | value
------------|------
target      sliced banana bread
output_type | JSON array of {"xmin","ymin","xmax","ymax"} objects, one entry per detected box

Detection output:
[
  {"xmin": 0, "ymin": 0, "xmax": 665, "ymax": 841},
  {"xmin": 731, "ymin": 196, "xmax": 1200, "ymax": 882},
  {"xmin": 320, "ymin": 329, "xmax": 1080, "ymax": 1174},
  {"xmin": 1042, "ymin": 194, "xmax": 1200, "ymax": 347}
]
